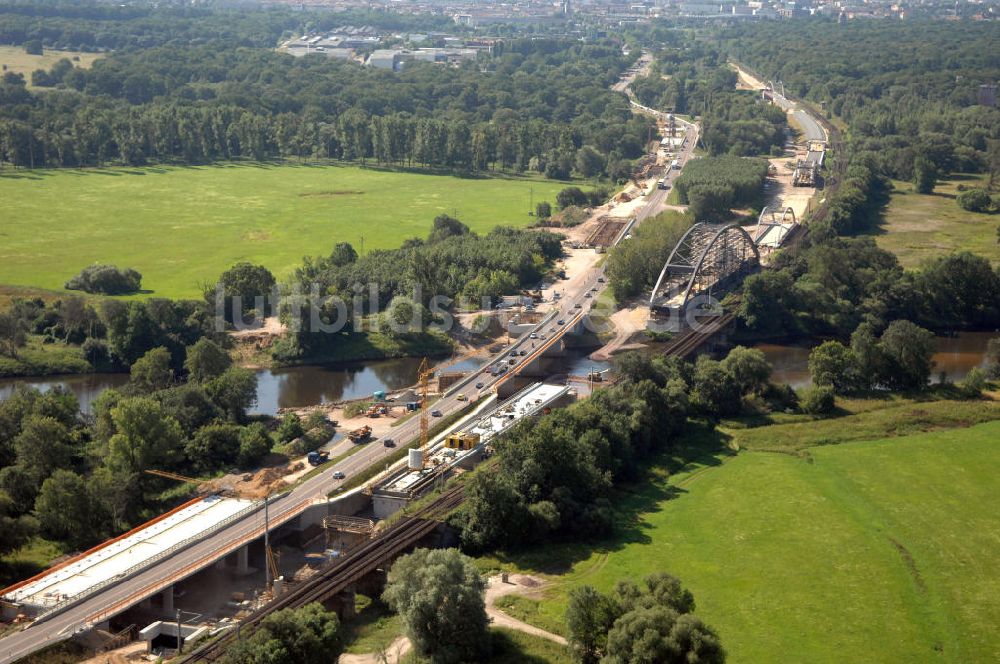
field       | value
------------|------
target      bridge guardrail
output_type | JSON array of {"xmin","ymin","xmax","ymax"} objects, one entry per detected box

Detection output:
[{"xmin": 32, "ymin": 498, "xmax": 266, "ymax": 625}]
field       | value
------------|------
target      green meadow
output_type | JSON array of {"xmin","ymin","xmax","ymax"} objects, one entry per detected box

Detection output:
[
  {"xmin": 877, "ymin": 174, "xmax": 999, "ymax": 268},
  {"xmin": 482, "ymin": 413, "xmax": 1000, "ymax": 663},
  {"xmin": 0, "ymin": 163, "xmax": 572, "ymax": 300}
]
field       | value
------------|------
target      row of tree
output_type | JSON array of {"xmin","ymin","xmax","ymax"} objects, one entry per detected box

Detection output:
[
  {"xmin": 455, "ymin": 344, "xmax": 797, "ymax": 553},
  {"xmin": 738, "ymin": 239, "xmax": 1000, "ymax": 339},
  {"xmin": 0, "ymin": 37, "xmax": 652, "ymax": 179},
  {"xmin": 673, "ymin": 155, "xmax": 770, "ymax": 221}
]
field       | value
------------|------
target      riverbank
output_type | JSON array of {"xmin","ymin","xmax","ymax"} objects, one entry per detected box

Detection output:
[{"xmin": 0, "ymin": 336, "xmax": 96, "ymax": 378}]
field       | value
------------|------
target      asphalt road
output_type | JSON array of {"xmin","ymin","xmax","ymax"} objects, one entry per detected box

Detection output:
[
  {"xmin": 0, "ymin": 62, "xmax": 701, "ymax": 664},
  {"xmin": 770, "ymin": 90, "xmax": 826, "ymax": 143}
]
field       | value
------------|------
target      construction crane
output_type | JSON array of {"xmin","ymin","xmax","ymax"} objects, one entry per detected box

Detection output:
[{"xmin": 417, "ymin": 357, "xmax": 433, "ymax": 454}]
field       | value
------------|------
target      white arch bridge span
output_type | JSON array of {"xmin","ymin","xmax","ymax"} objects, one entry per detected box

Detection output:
[{"xmin": 649, "ymin": 222, "xmax": 762, "ymax": 315}]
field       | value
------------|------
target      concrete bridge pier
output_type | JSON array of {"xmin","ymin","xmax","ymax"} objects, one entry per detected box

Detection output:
[
  {"xmin": 323, "ymin": 588, "xmax": 357, "ymax": 620},
  {"xmin": 236, "ymin": 546, "xmax": 249, "ymax": 575},
  {"xmin": 161, "ymin": 587, "xmax": 173, "ymax": 615}
]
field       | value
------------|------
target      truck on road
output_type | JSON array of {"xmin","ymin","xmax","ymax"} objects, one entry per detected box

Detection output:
[
  {"xmin": 307, "ymin": 450, "xmax": 330, "ymax": 466},
  {"xmin": 348, "ymin": 425, "xmax": 373, "ymax": 443}
]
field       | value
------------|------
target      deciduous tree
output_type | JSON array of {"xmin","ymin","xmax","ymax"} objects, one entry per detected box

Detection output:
[{"xmin": 383, "ymin": 548, "xmax": 490, "ymax": 664}]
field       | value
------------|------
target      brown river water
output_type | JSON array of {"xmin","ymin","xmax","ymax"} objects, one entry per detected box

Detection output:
[
  {"xmin": 0, "ymin": 333, "xmax": 993, "ymax": 413},
  {"xmin": 757, "ymin": 331, "xmax": 997, "ymax": 389}
]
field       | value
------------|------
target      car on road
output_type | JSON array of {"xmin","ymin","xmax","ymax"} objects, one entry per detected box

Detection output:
[
  {"xmin": 529, "ymin": 332, "xmax": 537, "ymax": 339},
  {"xmin": 332, "ymin": 470, "xmax": 346, "ymax": 480},
  {"xmin": 457, "ymin": 393, "xmax": 467, "ymax": 401},
  {"xmin": 519, "ymin": 350, "xmax": 527, "ymax": 356},
  {"xmin": 585, "ymin": 292, "xmax": 591, "ymax": 298},
  {"xmin": 475, "ymin": 382, "xmax": 484, "ymax": 389},
  {"xmin": 597, "ymin": 277, "xmax": 605, "ymax": 283},
  {"xmin": 557, "ymin": 319, "xmax": 565, "ymax": 325},
  {"xmin": 431, "ymin": 409, "xmax": 443, "ymax": 417},
  {"xmin": 383, "ymin": 438, "xmax": 395, "ymax": 448},
  {"xmin": 574, "ymin": 303, "xmax": 582, "ymax": 309}
]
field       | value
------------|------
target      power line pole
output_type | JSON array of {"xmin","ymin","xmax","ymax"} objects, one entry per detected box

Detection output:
[{"xmin": 176, "ymin": 609, "xmax": 183, "ymax": 654}]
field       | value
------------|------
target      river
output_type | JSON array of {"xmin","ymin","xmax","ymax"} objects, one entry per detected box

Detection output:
[
  {"xmin": 0, "ymin": 333, "xmax": 992, "ymax": 413},
  {"xmin": 755, "ymin": 331, "xmax": 996, "ymax": 389},
  {"xmin": 0, "ymin": 357, "xmax": 463, "ymax": 417}
]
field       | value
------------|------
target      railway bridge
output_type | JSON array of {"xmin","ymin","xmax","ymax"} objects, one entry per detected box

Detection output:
[{"xmin": 649, "ymin": 222, "xmax": 761, "ymax": 319}]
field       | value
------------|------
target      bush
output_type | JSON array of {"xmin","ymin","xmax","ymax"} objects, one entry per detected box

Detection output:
[
  {"xmin": 81, "ymin": 338, "xmax": 110, "ymax": 366},
  {"xmin": 956, "ymin": 188, "xmax": 993, "ymax": 213},
  {"xmin": 958, "ymin": 367, "xmax": 987, "ymax": 399},
  {"xmin": 276, "ymin": 413, "xmax": 304, "ymax": 444},
  {"xmin": 65, "ymin": 264, "xmax": 142, "ymax": 295},
  {"xmin": 799, "ymin": 385, "xmax": 836, "ymax": 415},
  {"xmin": 557, "ymin": 186, "xmax": 589, "ymax": 209},
  {"xmin": 23, "ymin": 39, "xmax": 43, "ymax": 55}
]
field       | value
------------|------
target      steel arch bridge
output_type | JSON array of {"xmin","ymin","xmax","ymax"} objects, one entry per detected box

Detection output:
[{"xmin": 649, "ymin": 223, "xmax": 760, "ymax": 312}]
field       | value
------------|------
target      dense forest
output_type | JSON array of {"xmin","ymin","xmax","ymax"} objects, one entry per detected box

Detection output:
[
  {"xmin": 717, "ymin": 20, "xmax": 1000, "ymax": 344},
  {"xmin": 721, "ymin": 19, "xmax": 999, "ymax": 237},
  {"xmin": 0, "ymin": 3, "xmax": 453, "ymax": 51},
  {"xmin": 0, "ymin": 29, "xmax": 650, "ymax": 178}
]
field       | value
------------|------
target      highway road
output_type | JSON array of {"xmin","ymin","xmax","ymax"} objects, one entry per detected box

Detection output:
[
  {"xmin": 0, "ymin": 58, "xmax": 700, "ymax": 664},
  {"xmin": 769, "ymin": 89, "xmax": 826, "ymax": 144}
]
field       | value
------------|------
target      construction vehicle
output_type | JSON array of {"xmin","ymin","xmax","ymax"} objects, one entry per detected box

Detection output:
[
  {"xmin": 365, "ymin": 404, "xmax": 387, "ymax": 418},
  {"xmin": 348, "ymin": 425, "xmax": 372, "ymax": 443},
  {"xmin": 445, "ymin": 431, "xmax": 481, "ymax": 451},
  {"xmin": 307, "ymin": 450, "xmax": 330, "ymax": 466}
]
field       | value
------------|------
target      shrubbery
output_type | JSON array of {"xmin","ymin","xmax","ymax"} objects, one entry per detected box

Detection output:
[
  {"xmin": 799, "ymin": 385, "xmax": 835, "ymax": 415},
  {"xmin": 65, "ymin": 264, "xmax": 142, "ymax": 295},
  {"xmin": 957, "ymin": 189, "xmax": 993, "ymax": 213}
]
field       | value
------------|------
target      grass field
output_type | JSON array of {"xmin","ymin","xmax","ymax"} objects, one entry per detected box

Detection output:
[
  {"xmin": 876, "ymin": 175, "xmax": 999, "ymax": 267},
  {"xmin": 0, "ymin": 45, "xmax": 102, "ymax": 87},
  {"xmin": 479, "ymin": 405, "xmax": 1000, "ymax": 663},
  {"xmin": 0, "ymin": 163, "xmax": 574, "ymax": 300}
]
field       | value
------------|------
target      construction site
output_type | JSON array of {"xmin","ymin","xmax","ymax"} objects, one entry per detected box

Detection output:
[{"xmin": 0, "ymin": 345, "xmax": 578, "ymax": 662}]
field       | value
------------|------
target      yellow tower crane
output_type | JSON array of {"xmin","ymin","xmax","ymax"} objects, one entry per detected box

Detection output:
[{"xmin": 417, "ymin": 357, "xmax": 433, "ymax": 454}]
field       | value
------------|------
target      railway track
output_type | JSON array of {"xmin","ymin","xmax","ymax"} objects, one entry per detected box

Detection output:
[
  {"xmin": 181, "ymin": 485, "xmax": 466, "ymax": 662},
  {"xmin": 661, "ymin": 313, "xmax": 735, "ymax": 359}
]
